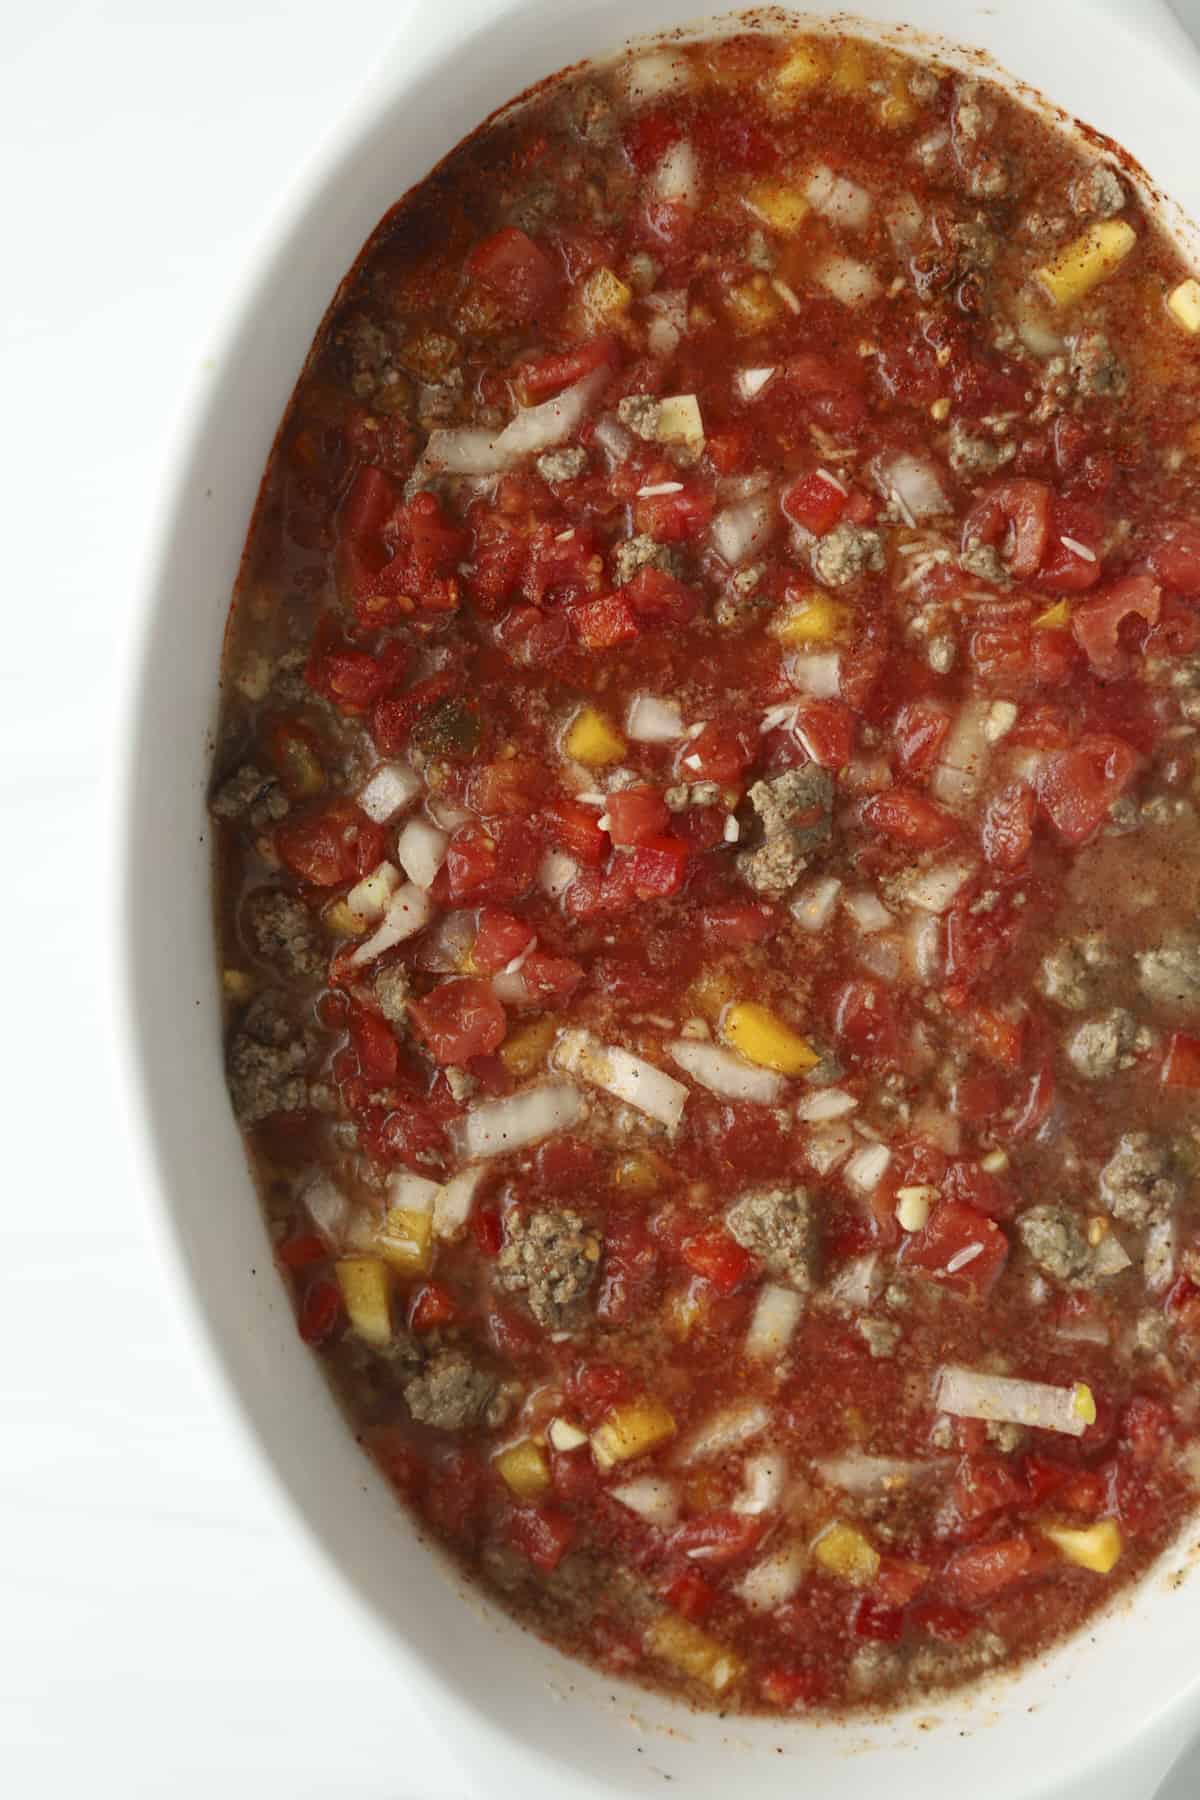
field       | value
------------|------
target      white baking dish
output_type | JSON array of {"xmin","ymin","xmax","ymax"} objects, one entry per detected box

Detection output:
[{"xmin": 120, "ymin": 4, "xmax": 1200, "ymax": 1795}]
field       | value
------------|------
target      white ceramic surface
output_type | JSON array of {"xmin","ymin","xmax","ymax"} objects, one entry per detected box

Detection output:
[{"xmin": 118, "ymin": 4, "xmax": 1200, "ymax": 1796}]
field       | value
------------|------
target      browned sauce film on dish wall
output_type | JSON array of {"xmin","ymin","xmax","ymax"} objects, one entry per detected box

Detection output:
[{"xmin": 211, "ymin": 27, "xmax": 1200, "ymax": 1714}]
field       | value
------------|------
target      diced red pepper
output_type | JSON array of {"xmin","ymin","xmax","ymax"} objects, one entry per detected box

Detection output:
[
  {"xmin": 409, "ymin": 1281, "xmax": 457, "ymax": 1332},
  {"xmin": 680, "ymin": 1225, "xmax": 756, "ymax": 1296},
  {"xmin": 517, "ymin": 333, "xmax": 618, "ymax": 403},
  {"xmin": 470, "ymin": 906, "xmax": 536, "ymax": 975},
  {"xmin": 782, "ymin": 469, "xmax": 848, "ymax": 536},
  {"xmin": 298, "ymin": 1276, "xmax": 342, "ymax": 1345}
]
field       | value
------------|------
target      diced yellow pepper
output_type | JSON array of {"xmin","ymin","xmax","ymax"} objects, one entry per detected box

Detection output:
[
  {"xmin": 581, "ymin": 266, "xmax": 633, "ymax": 325},
  {"xmin": 774, "ymin": 40, "xmax": 827, "ymax": 93},
  {"xmin": 879, "ymin": 70, "xmax": 917, "ymax": 129},
  {"xmin": 725, "ymin": 276, "xmax": 783, "ymax": 334},
  {"xmin": 644, "ymin": 1614, "xmax": 745, "ymax": 1693},
  {"xmin": 722, "ymin": 1002, "xmax": 820, "ymax": 1075},
  {"xmin": 1072, "ymin": 1382, "xmax": 1097, "ymax": 1428},
  {"xmin": 374, "ymin": 1207, "xmax": 434, "ymax": 1277},
  {"xmin": 745, "ymin": 182, "xmax": 811, "ymax": 234},
  {"xmin": 1167, "ymin": 277, "xmax": 1200, "ymax": 334},
  {"xmin": 771, "ymin": 591, "xmax": 851, "ymax": 645},
  {"xmin": 1033, "ymin": 599, "xmax": 1071, "ymax": 631},
  {"xmin": 493, "ymin": 1438, "xmax": 552, "ymax": 1500},
  {"xmin": 830, "ymin": 40, "xmax": 870, "ymax": 95},
  {"xmin": 1035, "ymin": 219, "xmax": 1137, "ymax": 308},
  {"xmin": 591, "ymin": 1398, "xmax": 677, "ymax": 1470},
  {"xmin": 222, "ymin": 968, "xmax": 257, "ymax": 1002},
  {"xmin": 1040, "ymin": 1518, "xmax": 1123, "ymax": 1574},
  {"xmin": 335, "ymin": 1257, "xmax": 393, "ymax": 1348},
  {"xmin": 613, "ymin": 1152, "xmax": 662, "ymax": 1194},
  {"xmin": 500, "ymin": 1015, "xmax": 558, "ymax": 1078},
  {"xmin": 813, "ymin": 1520, "xmax": 880, "ymax": 1586},
  {"xmin": 564, "ymin": 706, "xmax": 626, "ymax": 767}
]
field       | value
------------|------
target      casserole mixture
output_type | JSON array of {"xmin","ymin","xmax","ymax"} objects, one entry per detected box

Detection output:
[{"xmin": 210, "ymin": 29, "xmax": 1200, "ymax": 1712}]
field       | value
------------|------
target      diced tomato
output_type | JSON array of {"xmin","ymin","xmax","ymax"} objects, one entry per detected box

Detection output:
[
  {"xmin": 981, "ymin": 781, "xmax": 1036, "ymax": 871},
  {"xmin": 861, "ymin": 785, "xmax": 958, "ymax": 849},
  {"xmin": 1071, "ymin": 573, "xmax": 1161, "ymax": 679},
  {"xmin": 624, "ymin": 104, "xmax": 686, "ymax": 172},
  {"xmin": 349, "ymin": 1005, "xmax": 400, "ymax": 1084},
  {"xmin": 944, "ymin": 888, "xmax": 1027, "ymax": 992},
  {"xmin": 276, "ymin": 800, "xmax": 385, "ymax": 887},
  {"xmin": 901, "ymin": 1201, "xmax": 1009, "ymax": 1301},
  {"xmin": 872, "ymin": 1556, "xmax": 930, "ymax": 1609},
  {"xmin": 1006, "ymin": 1063, "xmax": 1056, "ymax": 1143},
  {"xmin": 409, "ymin": 1281, "xmax": 457, "ymax": 1331},
  {"xmin": 1121, "ymin": 1395, "xmax": 1171, "ymax": 1467},
  {"xmin": 635, "ymin": 484, "xmax": 714, "ymax": 543},
  {"xmin": 852, "ymin": 1599, "xmax": 906, "ymax": 1643},
  {"xmin": 408, "ymin": 977, "xmax": 507, "ymax": 1066},
  {"xmin": 758, "ymin": 1665, "xmax": 828, "ymax": 1711},
  {"xmin": 629, "ymin": 834, "xmax": 690, "ymax": 897},
  {"xmin": 341, "ymin": 478, "xmax": 465, "ymax": 622},
  {"xmin": 952, "ymin": 1455, "xmax": 1027, "ymax": 1524},
  {"xmin": 606, "ymin": 787, "xmax": 670, "ymax": 847},
  {"xmin": 680, "ymin": 1226, "xmax": 755, "ymax": 1296},
  {"xmin": 831, "ymin": 978, "xmax": 900, "ymax": 1066},
  {"xmin": 793, "ymin": 697, "xmax": 855, "ymax": 770},
  {"xmin": 508, "ymin": 1505, "xmax": 576, "ymax": 1573},
  {"xmin": 305, "ymin": 614, "xmax": 410, "ymax": 712},
  {"xmin": 544, "ymin": 796, "xmax": 608, "ymax": 867},
  {"xmin": 425, "ymin": 1449, "xmax": 486, "ymax": 1542},
  {"xmin": 909, "ymin": 1600, "xmax": 978, "ymax": 1644},
  {"xmin": 780, "ymin": 352, "xmax": 867, "ymax": 436},
  {"xmin": 517, "ymin": 333, "xmax": 618, "ymax": 403},
  {"xmin": 701, "ymin": 898, "xmax": 778, "ymax": 945},
  {"xmin": 569, "ymin": 591, "xmax": 640, "ymax": 650},
  {"xmin": 1038, "ymin": 732, "xmax": 1141, "ymax": 844},
  {"xmin": 1162, "ymin": 1031, "xmax": 1200, "ymax": 1090},
  {"xmin": 444, "ymin": 819, "xmax": 541, "ymax": 903},
  {"xmin": 963, "ymin": 478, "xmax": 1052, "ymax": 579},
  {"xmin": 1036, "ymin": 500, "xmax": 1105, "ymax": 594},
  {"xmin": 471, "ymin": 1205, "xmax": 503, "ymax": 1257},
  {"xmin": 678, "ymin": 718, "xmax": 758, "ymax": 784},
  {"xmin": 621, "ymin": 564, "xmax": 702, "ymax": 626},
  {"xmin": 371, "ymin": 672, "xmax": 459, "ymax": 755},
  {"xmin": 782, "ymin": 469, "xmax": 848, "ymax": 537},
  {"xmin": 943, "ymin": 1158, "xmax": 1019, "ymax": 1220},
  {"xmin": 1145, "ymin": 596, "xmax": 1200, "ymax": 661},
  {"xmin": 519, "ymin": 949, "xmax": 585, "ymax": 1005},
  {"xmin": 952, "ymin": 1066, "xmax": 1008, "ymax": 1123},
  {"xmin": 466, "ymin": 757, "xmax": 542, "ymax": 819},
  {"xmin": 597, "ymin": 1211, "xmax": 662, "ymax": 1324},
  {"xmin": 277, "ymin": 1231, "xmax": 328, "ymax": 1272},
  {"xmin": 943, "ymin": 1535, "xmax": 1035, "ymax": 1606},
  {"xmin": 565, "ymin": 1361, "xmax": 631, "ymax": 1429},
  {"xmin": 1030, "ymin": 626, "xmax": 1080, "ymax": 686},
  {"xmin": 969, "ymin": 1006, "xmax": 1026, "ymax": 1070},
  {"xmin": 662, "ymin": 1566, "xmax": 716, "ymax": 1622},
  {"xmin": 705, "ymin": 425, "xmax": 754, "ymax": 474},
  {"xmin": 298, "ymin": 1276, "xmax": 342, "ymax": 1345},
  {"xmin": 470, "ymin": 906, "xmax": 536, "ymax": 974},
  {"xmin": 487, "ymin": 1302, "xmax": 543, "ymax": 1362},
  {"xmin": 669, "ymin": 1511, "xmax": 769, "ymax": 1566},
  {"xmin": 466, "ymin": 227, "xmax": 560, "ymax": 325},
  {"xmin": 893, "ymin": 699, "xmax": 951, "ymax": 779},
  {"xmin": 1148, "ymin": 519, "xmax": 1200, "ymax": 594}
]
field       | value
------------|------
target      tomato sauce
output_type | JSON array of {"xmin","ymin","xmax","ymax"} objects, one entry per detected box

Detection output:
[{"xmin": 211, "ymin": 28, "xmax": 1200, "ymax": 1714}]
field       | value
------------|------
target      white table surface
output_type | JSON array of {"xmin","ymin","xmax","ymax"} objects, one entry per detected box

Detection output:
[{"xmin": 4, "ymin": 4, "xmax": 1200, "ymax": 1795}]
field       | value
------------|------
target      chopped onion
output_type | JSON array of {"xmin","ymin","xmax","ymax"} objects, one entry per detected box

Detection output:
[
  {"xmin": 385, "ymin": 1171, "xmax": 439, "ymax": 1214},
  {"xmin": 358, "ymin": 762, "xmax": 421, "ymax": 824},
  {"xmin": 885, "ymin": 192, "xmax": 924, "ymax": 251},
  {"xmin": 419, "ymin": 425, "xmax": 509, "ymax": 476},
  {"xmin": 669, "ymin": 1039, "xmax": 784, "ymax": 1105},
  {"xmin": 745, "ymin": 1284, "xmax": 805, "ymax": 1359},
  {"xmin": 654, "ymin": 139, "xmax": 701, "ymax": 208},
  {"xmin": 553, "ymin": 1029, "xmax": 688, "ymax": 1131},
  {"xmin": 735, "ymin": 1451, "xmax": 787, "ymax": 1514},
  {"xmin": 815, "ymin": 1454, "xmax": 942, "ymax": 1495},
  {"xmin": 627, "ymin": 694, "xmax": 684, "ymax": 743},
  {"xmin": 395, "ymin": 818, "xmax": 448, "ymax": 890},
  {"xmin": 612, "ymin": 1476, "xmax": 680, "ymax": 1527},
  {"xmin": 735, "ymin": 366, "xmax": 777, "ymax": 402},
  {"xmin": 347, "ymin": 859, "xmax": 401, "ymax": 923},
  {"xmin": 592, "ymin": 414, "xmax": 633, "ymax": 462},
  {"xmin": 784, "ymin": 650, "xmax": 841, "ymax": 698},
  {"xmin": 1145, "ymin": 1215, "xmax": 1177, "ymax": 1295},
  {"xmin": 805, "ymin": 1121, "xmax": 855, "ymax": 1175},
  {"xmin": 539, "ymin": 849, "xmax": 579, "ymax": 899},
  {"xmin": 426, "ymin": 796, "xmax": 471, "ymax": 831},
  {"xmin": 678, "ymin": 1402, "xmax": 771, "ymax": 1467},
  {"xmin": 826, "ymin": 1251, "xmax": 883, "ymax": 1310},
  {"xmin": 844, "ymin": 889, "xmax": 893, "ymax": 934},
  {"xmin": 1057, "ymin": 1315, "xmax": 1110, "ymax": 1346},
  {"xmin": 416, "ymin": 908, "xmax": 473, "ymax": 973},
  {"xmin": 619, "ymin": 50, "xmax": 691, "ymax": 104},
  {"xmin": 1094, "ymin": 1233, "xmax": 1133, "ymax": 1279},
  {"xmin": 496, "ymin": 366, "xmax": 609, "ymax": 459},
  {"xmin": 858, "ymin": 933, "xmax": 901, "ymax": 984},
  {"xmin": 791, "ymin": 875, "xmax": 842, "ymax": 933},
  {"xmin": 900, "ymin": 857, "xmax": 977, "ymax": 914},
  {"xmin": 906, "ymin": 912, "xmax": 943, "ymax": 982},
  {"xmin": 433, "ymin": 1168, "xmax": 483, "ymax": 1240},
  {"xmin": 452, "ymin": 1081, "xmax": 584, "ymax": 1161},
  {"xmin": 843, "ymin": 1144, "xmax": 891, "ymax": 1195},
  {"xmin": 1011, "ymin": 289, "xmax": 1064, "ymax": 359},
  {"xmin": 806, "ymin": 164, "xmax": 873, "ymax": 231},
  {"xmin": 350, "ymin": 882, "xmax": 432, "ymax": 966},
  {"xmin": 491, "ymin": 968, "xmax": 532, "ymax": 1005},
  {"xmin": 548, "ymin": 1417, "xmax": 588, "ymax": 1452},
  {"xmin": 876, "ymin": 452, "xmax": 949, "ymax": 523},
  {"xmin": 645, "ymin": 289, "xmax": 687, "ymax": 358},
  {"xmin": 796, "ymin": 1087, "xmax": 857, "ymax": 1123},
  {"xmin": 816, "ymin": 254, "xmax": 881, "ymax": 307},
  {"xmin": 710, "ymin": 492, "xmax": 774, "ymax": 566},
  {"xmin": 931, "ymin": 698, "xmax": 992, "ymax": 810},
  {"xmin": 736, "ymin": 1543, "xmax": 807, "ymax": 1612},
  {"xmin": 303, "ymin": 1173, "xmax": 350, "ymax": 1245},
  {"xmin": 935, "ymin": 1365, "xmax": 1095, "ymax": 1438}
]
